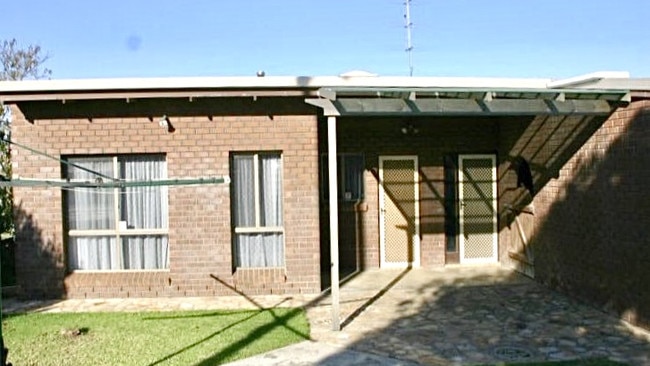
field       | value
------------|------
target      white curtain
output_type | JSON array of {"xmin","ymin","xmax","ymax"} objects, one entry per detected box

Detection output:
[
  {"xmin": 260, "ymin": 155, "xmax": 282, "ymax": 226},
  {"xmin": 67, "ymin": 158, "xmax": 115, "ymax": 270},
  {"xmin": 66, "ymin": 156, "xmax": 169, "ymax": 270},
  {"xmin": 122, "ymin": 156, "xmax": 169, "ymax": 269},
  {"xmin": 68, "ymin": 236, "xmax": 116, "ymax": 270},
  {"xmin": 233, "ymin": 155, "xmax": 255, "ymax": 227},
  {"xmin": 233, "ymin": 154, "xmax": 284, "ymax": 267},
  {"xmin": 235, "ymin": 233, "xmax": 284, "ymax": 267},
  {"xmin": 67, "ymin": 158, "xmax": 114, "ymax": 230},
  {"xmin": 122, "ymin": 235, "xmax": 168, "ymax": 270}
]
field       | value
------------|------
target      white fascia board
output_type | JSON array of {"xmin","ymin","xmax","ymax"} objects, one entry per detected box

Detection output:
[
  {"xmin": 0, "ymin": 75, "xmax": 552, "ymax": 95},
  {"xmin": 563, "ymin": 78, "xmax": 650, "ymax": 92},
  {"xmin": 547, "ymin": 71, "xmax": 630, "ymax": 89}
]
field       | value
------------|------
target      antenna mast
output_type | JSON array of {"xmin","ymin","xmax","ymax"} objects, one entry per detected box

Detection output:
[{"xmin": 404, "ymin": 0, "xmax": 414, "ymax": 76}]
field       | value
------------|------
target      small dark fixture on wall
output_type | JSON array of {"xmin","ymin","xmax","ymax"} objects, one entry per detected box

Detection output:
[
  {"xmin": 401, "ymin": 123, "xmax": 419, "ymax": 135},
  {"xmin": 513, "ymin": 156, "xmax": 534, "ymax": 196},
  {"xmin": 159, "ymin": 115, "xmax": 176, "ymax": 133}
]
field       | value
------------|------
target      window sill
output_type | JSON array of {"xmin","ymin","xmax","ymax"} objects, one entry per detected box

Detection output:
[
  {"xmin": 233, "ymin": 266, "xmax": 286, "ymax": 271},
  {"xmin": 69, "ymin": 269, "xmax": 170, "ymax": 273}
]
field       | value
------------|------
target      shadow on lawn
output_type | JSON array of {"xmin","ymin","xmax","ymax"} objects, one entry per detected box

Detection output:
[{"xmin": 144, "ymin": 275, "xmax": 311, "ymax": 366}]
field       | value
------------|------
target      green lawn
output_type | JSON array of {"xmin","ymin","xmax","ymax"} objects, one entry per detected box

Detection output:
[{"xmin": 2, "ymin": 308, "xmax": 310, "ymax": 366}]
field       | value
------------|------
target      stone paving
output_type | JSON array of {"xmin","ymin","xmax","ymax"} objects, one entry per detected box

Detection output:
[
  {"xmin": 3, "ymin": 266, "xmax": 650, "ymax": 365},
  {"xmin": 306, "ymin": 267, "xmax": 650, "ymax": 365}
]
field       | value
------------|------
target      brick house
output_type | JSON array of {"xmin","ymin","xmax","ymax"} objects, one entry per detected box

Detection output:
[{"xmin": 1, "ymin": 72, "xmax": 648, "ymax": 329}]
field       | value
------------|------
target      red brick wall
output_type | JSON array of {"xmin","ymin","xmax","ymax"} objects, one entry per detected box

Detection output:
[
  {"xmin": 502, "ymin": 100, "xmax": 650, "ymax": 329},
  {"xmin": 497, "ymin": 114, "xmax": 608, "ymax": 268},
  {"xmin": 10, "ymin": 97, "xmax": 321, "ymax": 299}
]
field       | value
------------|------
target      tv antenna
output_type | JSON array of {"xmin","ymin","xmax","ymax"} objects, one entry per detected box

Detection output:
[{"xmin": 404, "ymin": 0, "xmax": 414, "ymax": 76}]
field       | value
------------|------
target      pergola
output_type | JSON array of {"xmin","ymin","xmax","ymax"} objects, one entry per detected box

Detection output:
[{"xmin": 306, "ymin": 86, "xmax": 630, "ymax": 330}]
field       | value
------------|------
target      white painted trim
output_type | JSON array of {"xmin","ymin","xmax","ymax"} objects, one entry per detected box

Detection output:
[
  {"xmin": 327, "ymin": 116, "xmax": 341, "ymax": 331},
  {"xmin": 71, "ymin": 269, "xmax": 170, "ymax": 274},
  {"xmin": 69, "ymin": 229, "xmax": 169, "ymax": 236},
  {"xmin": 547, "ymin": 71, "xmax": 630, "ymax": 88},
  {"xmin": 0, "ymin": 75, "xmax": 554, "ymax": 94},
  {"xmin": 458, "ymin": 154, "xmax": 498, "ymax": 265},
  {"xmin": 112, "ymin": 157, "xmax": 121, "ymax": 269},
  {"xmin": 379, "ymin": 155, "xmax": 420, "ymax": 268},
  {"xmin": 234, "ymin": 227, "xmax": 284, "ymax": 234}
]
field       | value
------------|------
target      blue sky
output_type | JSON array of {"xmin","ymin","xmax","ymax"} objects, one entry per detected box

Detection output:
[{"xmin": 2, "ymin": 0, "xmax": 649, "ymax": 79}]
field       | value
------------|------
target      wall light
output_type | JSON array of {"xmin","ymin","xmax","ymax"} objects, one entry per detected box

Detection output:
[
  {"xmin": 158, "ymin": 115, "xmax": 176, "ymax": 133},
  {"xmin": 401, "ymin": 123, "xmax": 419, "ymax": 135}
]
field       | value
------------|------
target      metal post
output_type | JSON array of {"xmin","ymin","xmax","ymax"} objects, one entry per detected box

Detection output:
[
  {"xmin": 405, "ymin": 0, "xmax": 414, "ymax": 76},
  {"xmin": 327, "ymin": 116, "xmax": 340, "ymax": 331},
  {"xmin": 0, "ymin": 239, "xmax": 8, "ymax": 366}
]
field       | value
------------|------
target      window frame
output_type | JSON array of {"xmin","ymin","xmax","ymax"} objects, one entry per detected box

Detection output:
[
  {"xmin": 320, "ymin": 153, "xmax": 365, "ymax": 202},
  {"xmin": 230, "ymin": 151, "xmax": 285, "ymax": 268},
  {"xmin": 63, "ymin": 154, "xmax": 169, "ymax": 271}
]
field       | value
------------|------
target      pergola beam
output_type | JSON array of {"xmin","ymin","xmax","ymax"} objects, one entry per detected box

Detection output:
[
  {"xmin": 329, "ymin": 98, "xmax": 615, "ymax": 116},
  {"xmin": 305, "ymin": 98, "xmax": 340, "ymax": 116},
  {"xmin": 317, "ymin": 86, "xmax": 631, "ymax": 102},
  {"xmin": 308, "ymin": 86, "xmax": 628, "ymax": 117}
]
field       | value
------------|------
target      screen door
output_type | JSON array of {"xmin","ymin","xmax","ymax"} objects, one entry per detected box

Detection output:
[
  {"xmin": 379, "ymin": 156, "xmax": 420, "ymax": 268},
  {"xmin": 458, "ymin": 154, "xmax": 497, "ymax": 264}
]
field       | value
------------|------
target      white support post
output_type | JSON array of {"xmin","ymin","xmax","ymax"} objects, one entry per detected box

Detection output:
[{"xmin": 327, "ymin": 116, "xmax": 340, "ymax": 331}]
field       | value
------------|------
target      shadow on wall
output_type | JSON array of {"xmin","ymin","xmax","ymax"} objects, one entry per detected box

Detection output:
[
  {"xmin": 497, "ymin": 114, "xmax": 613, "ymax": 278},
  {"xmin": 531, "ymin": 105, "xmax": 650, "ymax": 329},
  {"xmin": 499, "ymin": 114, "xmax": 610, "ymax": 220},
  {"xmin": 13, "ymin": 202, "xmax": 65, "ymax": 298}
]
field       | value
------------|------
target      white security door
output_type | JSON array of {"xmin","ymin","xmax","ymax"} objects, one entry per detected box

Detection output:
[
  {"xmin": 379, "ymin": 156, "xmax": 420, "ymax": 268},
  {"xmin": 458, "ymin": 154, "xmax": 498, "ymax": 264}
]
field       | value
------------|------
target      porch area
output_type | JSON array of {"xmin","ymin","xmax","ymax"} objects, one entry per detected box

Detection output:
[{"xmin": 307, "ymin": 266, "xmax": 650, "ymax": 365}]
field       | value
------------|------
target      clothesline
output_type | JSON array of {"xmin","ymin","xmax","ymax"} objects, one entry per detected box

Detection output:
[{"xmin": 0, "ymin": 176, "xmax": 230, "ymax": 188}]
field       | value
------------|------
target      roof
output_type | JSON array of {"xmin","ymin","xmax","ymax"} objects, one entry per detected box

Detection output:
[
  {"xmin": 0, "ymin": 71, "xmax": 634, "ymax": 103},
  {"xmin": 0, "ymin": 71, "xmax": 637, "ymax": 117}
]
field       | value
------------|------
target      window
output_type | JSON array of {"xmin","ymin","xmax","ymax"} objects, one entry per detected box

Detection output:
[
  {"xmin": 64, "ymin": 155, "xmax": 169, "ymax": 270},
  {"xmin": 231, "ymin": 152, "xmax": 284, "ymax": 268},
  {"xmin": 321, "ymin": 153, "xmax": 364, "ymax": 201}
]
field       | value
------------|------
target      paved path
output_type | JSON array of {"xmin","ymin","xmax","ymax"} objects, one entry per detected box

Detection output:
[
  {"xmin": 304, "ymin": 267, "xmax": 650, "ymax": 365},
  {"xmin": 4, "ymin": 266, "xmax": 650, "ymax": 365}
]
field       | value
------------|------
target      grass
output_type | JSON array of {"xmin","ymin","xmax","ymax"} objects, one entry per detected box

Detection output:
[{"xmin": 2, "ymin": 307, "xmax": 310, "ymax": 366}]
